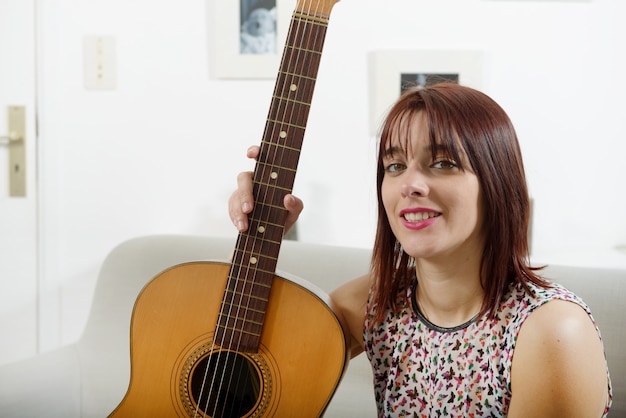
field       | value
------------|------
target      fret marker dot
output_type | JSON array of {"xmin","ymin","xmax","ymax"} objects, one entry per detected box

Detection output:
[
  {"xmin": 270, "ymin": 172, "xmax": 278, "ymax": 180},
  {"xmin": 258, "ymin": 226, "xmax": 266, "ymax": 233},
  {"xmin": 280, "ymin": 131, "xmax": 287, "ymax": 138},
  {"xmin": 250, "ymin": 257, "xmax": 258, "ymax": 265},
  {"xmin": 290, "ymin": 84, "xmax": 297, "ymax": 91}
]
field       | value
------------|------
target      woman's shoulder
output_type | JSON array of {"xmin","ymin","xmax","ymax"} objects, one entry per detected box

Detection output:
[
  {"xmin": 505, "ymin": 280, "xmax": 611, "ymax": 416},
  {"xmin": 330, "ymin": 273, "xmax": 372, "ymax": 305},
  {"xmin": 508, "ymin": 294, "xmax": 611, "ymax": 416},
  {"xmin": 512, "ymin": 281, "xmax": 605, "ymax": 362},
  {"xmin": 501, "ymin": 281, "xmax": 591, "ymax": 322}
]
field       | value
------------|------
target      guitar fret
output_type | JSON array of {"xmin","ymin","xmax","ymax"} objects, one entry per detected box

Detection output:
[
  {"xmin": 229, "ymin": 266, "xmax": 275, "ymax": 278},
  {"xmin": 238, "ymin": 230, "xmax": 282, "ymax": 245},
  {"xmin": 217, "ymin": 325, "xmax": 262, "ymax": 338},
  {"xmin": 287, "ymin": 45, "xmax": 323, "ymax": 56},
  {"xmin": 259, "ymin": 139, "xmax": 303, "ymax": 152},
  {"xmin": 254, "ymin": 170, "xmax": 298, "ymax": 193},
  {"xmin": 271, "ymin": 94, "xmax": 313, "ymax": 107},
  {"xmin": 243, "ymin": 232, "xmax": 284, "ymax": 245},
  {"xmin": 226, "ymin": 276, "xmax": 274, "ymax": 290},
  {"xmin": 222, "ymin": 290, "xmax": 271, "ymax": 309},
  {"xmin": 245, "ymin": 227, "xmax": 283, "ymax": 239},
  {"xmin": 282, "ymin": 59, "xmax": 322, "ymax": 80},
  {"xmin": 274, "ymin": 75, "xmax": 316, "ymax": 99},
  {"xmin": 231, "ymin": 249, "xmax": 279, "ymax": 266},
  {"xmin": 225, "ymin": 305, "xmax": 266, "ymax": 315},
  {"xmin": 248, "ymin": 218, "xmax": 284, "ymax": 231},
  {"xmin": 229, "ymin": 263, "xmax": 276, "ymax": 277},
  {"xmin": 293, "ymin": 11, "xmax": 329, "ymax": 26},
  {"xmin": 222, "ymin": 279, "xmax": 273, "ymax": 311},
  {"xmin": 246, "ymin": 200, "xmax": 288, "ymax": 213},
  {"xmin": 250, "ymin": 191, "xmax": 292, "ymax": 210},
  {"xmin": 235, "ymin": 231, "xmax": 283, "ymax": 253},
  {"xmin": 223, "ymin": 272, "xmax": 273, "ymax": 289},
  {"xmin": 254, "ymin": 179, "xmax": 292, "ymax": 193},
  {"xmin": 218, "ymin": 309, "xmax": 266, "ymax": 325},
  {"xmin": 220, "ymin": 320, "xmax": 264, "ymax": 331},
  {"xmin": 244, "ymin": 223, "xmax": 284, "ymax": 245},
  {"xmin": 266, "ymin": 119, "xmax": 306, "ymax": 131},
  {"xmin": 224, "ymin": 282, "xmax": 273, "ymax": 293},
  {"xmin": 278, "ymin": 70, "xmax": 316, "ymax": 81},
  {"xmin": 255, "ymin": 161, "xmax": 297, "ymax": 173}
]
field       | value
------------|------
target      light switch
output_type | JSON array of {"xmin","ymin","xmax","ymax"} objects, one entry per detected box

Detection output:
[{"xmin": 83, "ymin": 35, "xmax": 116, "ymax": 90}]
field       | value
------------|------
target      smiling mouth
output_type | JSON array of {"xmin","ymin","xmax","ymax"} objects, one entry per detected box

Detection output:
[{"xmin": 403, "ymin": 212, "xmax": 441, "ymax": 222}]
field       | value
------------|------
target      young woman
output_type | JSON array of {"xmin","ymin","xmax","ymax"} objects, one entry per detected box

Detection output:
[{"xmin": 229, "ymin": 83, "xmax": 612, "ymax": 417}]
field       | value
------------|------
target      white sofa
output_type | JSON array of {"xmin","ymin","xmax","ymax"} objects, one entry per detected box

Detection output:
[{"xmin": 0, "ymin": 234, "xmax": 624, "ymax": 417}]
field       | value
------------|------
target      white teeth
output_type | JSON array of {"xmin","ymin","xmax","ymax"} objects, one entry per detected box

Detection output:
[{"xmin": 403, "ymin": 212, "xmax": 439, "ymax": 222}]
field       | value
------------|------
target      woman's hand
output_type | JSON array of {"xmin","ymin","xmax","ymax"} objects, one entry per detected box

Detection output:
[{"xmin": 228, "ymin": 145, "xmax": 304, "ymax": 234}]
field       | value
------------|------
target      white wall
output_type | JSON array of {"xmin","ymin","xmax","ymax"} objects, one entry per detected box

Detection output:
[{"xmin": 33, "ymin": 0, "xmax": 626, "ymax": 351}]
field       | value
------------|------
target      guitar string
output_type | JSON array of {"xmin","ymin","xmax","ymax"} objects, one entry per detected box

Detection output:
[
  {"xmin": 221, "ymin": 3, "xmax": 306, "ymax": 404},
  {"xmin": 229, "ymin": 1, "xmax": 309, "ymax": 410},
  {"xmin": 221, "ymin": 2, "xmax": 321, "ymax": 415},
  {"xmin": 203, "ymin": 207, "xmax": 260, "ymax": 414},
  {"xmin": 219, "ymin": 3, "xmax": 316, "ymax": 415},
  {"xmin": 224, "ymin": 2, "xmax": 325, "ymax": 416},
  {"xmin": 197, "ymin": 6, "xmax": 306, "ymax": 417},
  {"xmin": 229, "ymin": 1, "xmax": 319, "ymax": 414},
  {"xmin": 195, "ymin": 1, "xmax": 324, "ymax": 416},
  {"xmin": 200, "ymin": 219, "xmax": 257, "ymax": 414}
]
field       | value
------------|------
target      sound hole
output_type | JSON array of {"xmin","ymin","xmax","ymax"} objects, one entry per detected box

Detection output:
[{"xmin": 190, "ymin": 351, "xmax": 261, "ymax": 418}]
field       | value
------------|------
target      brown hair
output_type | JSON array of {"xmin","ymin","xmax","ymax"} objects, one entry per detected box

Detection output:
[{"xmin": 369, "ymin": 83, "xmax": 547, "ymax": 327}]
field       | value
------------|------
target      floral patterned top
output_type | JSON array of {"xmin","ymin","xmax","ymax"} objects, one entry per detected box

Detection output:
[{"xmin": 364, "ymin": 280, "xmax": 612, "ymax": 417}]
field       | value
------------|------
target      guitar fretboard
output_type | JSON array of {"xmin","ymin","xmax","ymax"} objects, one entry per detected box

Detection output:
[{"xmin": 216, "ymin": 9, "xmax": 332, "ymax": 353}]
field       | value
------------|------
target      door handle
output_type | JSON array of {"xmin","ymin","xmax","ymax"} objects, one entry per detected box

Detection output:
[{"xmin": 0, "ymin": 106, "xmax": 26, "ymax": 197}]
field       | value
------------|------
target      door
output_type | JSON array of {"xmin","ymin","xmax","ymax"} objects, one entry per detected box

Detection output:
[{"xmin": 0, "ymin": 0, "xmax": 39, "ymax": 365}]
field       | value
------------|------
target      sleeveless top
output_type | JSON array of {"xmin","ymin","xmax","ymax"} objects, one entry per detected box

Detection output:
[{"xmin": 363, "ymin": 280, "xmax": 612, "ymax": 417}]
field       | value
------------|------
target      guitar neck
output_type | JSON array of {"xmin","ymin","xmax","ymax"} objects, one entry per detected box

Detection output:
[{"xmin": 218, "ymin": 1, "xmax": 339, "ymax": 353}]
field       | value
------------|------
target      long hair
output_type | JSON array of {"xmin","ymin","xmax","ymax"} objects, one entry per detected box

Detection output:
[{"xmin": 369, "ymin": 83, "xmax": 547, "ymax": 327}]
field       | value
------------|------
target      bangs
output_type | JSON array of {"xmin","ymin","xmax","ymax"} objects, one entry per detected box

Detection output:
[
  {"xmin": 427, "ymin": 108, "xmax": 468, "ymax": 172},
  {"xmin": 379, "ymin": 101, "xmax": 468, "ymax": 172},
  {"xmin": 379, "ymin": 107, "xmax": 419, "ymax": 158}
]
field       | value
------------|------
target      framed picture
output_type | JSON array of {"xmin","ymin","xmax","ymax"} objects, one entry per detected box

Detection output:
[
  {"xmin": 211, "ymin": 0, "xmax": 296, "ymax": 79},
  {"xmin": 368, "ymin": 50, "xmax": 484, "ymax": 135}
]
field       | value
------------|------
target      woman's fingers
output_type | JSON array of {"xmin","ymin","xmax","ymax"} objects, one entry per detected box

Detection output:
[
  {"xmin": 229, "ymin": 170, "xmax": 254, "ymax": 232},
  {"xmin": 284, "ymin": 194, "xmax": 304, "ymax": 233},
  {"xmin": 229, "ymin": 144, "xmax": 304, "ymax": 234}
]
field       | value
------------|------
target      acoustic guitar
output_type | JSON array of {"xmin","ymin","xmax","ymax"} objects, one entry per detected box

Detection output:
[{"xmin": 109, "ymin": 1, "xmax": 345, "ymax": 417}]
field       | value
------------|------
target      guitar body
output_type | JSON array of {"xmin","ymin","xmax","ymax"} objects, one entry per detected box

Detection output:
[
  {"xmin": 111, "ymin": 1, "xmax": 344, "ymax": 416},
  {"xmin": 109, "ymin": 261, "xmax": 347, "ymax": 417}
]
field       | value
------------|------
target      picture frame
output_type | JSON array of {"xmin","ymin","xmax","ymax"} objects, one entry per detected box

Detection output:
[
  {"xmin": 211, "ymin": 0, "xmax": 296, "ymax": 79},
  {"xmin": 368, "ymin": 50, "xmax": 484, "ymax": 135}
]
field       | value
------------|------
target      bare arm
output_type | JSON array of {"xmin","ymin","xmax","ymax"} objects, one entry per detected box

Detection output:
[
  {"xmin": 508, "ymin": 299, "xmax": 609, "ymax": 417},
  {"xmin": 330, "ymin": 274, "xmax": 372, "ymax": 359}
]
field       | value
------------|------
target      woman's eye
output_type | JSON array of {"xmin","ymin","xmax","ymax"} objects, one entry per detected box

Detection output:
[
  {"xmin": 432, "ymin": 160, "xmax": 457, "ymax": 170},
  {"xmin": 385, "ymin": 162, "xmax": 406, "ymax": 173}
]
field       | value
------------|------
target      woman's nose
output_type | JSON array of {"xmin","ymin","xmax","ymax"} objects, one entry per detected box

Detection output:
[{"xmin": 401, "ymin": 171, "xmax": 429, "ymax": 198}]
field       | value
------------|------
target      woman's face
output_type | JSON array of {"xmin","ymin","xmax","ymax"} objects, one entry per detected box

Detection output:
[{"xmin": 381, "ymin": 111, "xmax": 485, "ymax": 263}]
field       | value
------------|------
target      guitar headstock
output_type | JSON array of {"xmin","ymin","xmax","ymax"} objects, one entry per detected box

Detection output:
[{"xmin": 295, "ymin": 0, "xmax": 340, "ymax": 18}]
